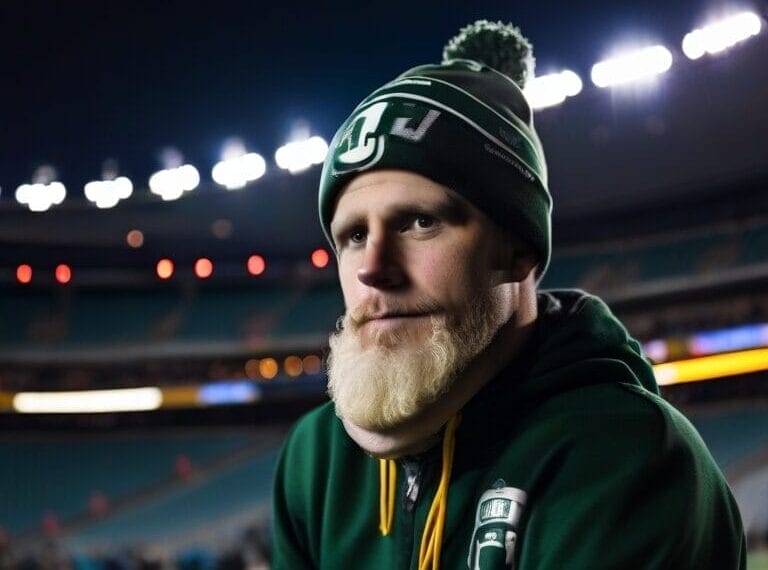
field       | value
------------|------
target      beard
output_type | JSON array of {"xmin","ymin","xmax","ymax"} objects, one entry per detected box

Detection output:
[{"xmin": 326, "ymin": 286, "xmax": 505, "ymax": 431}]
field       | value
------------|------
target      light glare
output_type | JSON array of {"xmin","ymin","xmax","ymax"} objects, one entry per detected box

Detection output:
[
  {"xmin": 126, "ymin": 230, "xmax": 144, "ymax": 248},
  {"xmin": 16, "ymin": 264, "xmax": 33, "ymax": 284},
  {"xmin": 654, "ymin": 348, "xmax": 768, "ymax": 385},
  {"xmin": 55, "ymin": 264, "xmax": 72, "ymax": 284},
  {"xmin": 14, "ymin": 387, "xmax": 163, "ymax": 413},
  {"xmin": 212, "ymin": 152, "xmax": 266, "ymax": 189},
  {"xmin": 156, "ymin": 258, "xmax": 174, "ymax": 280},
  {"xmin": 247, "ymin": 254, "xmax": 266, "ymax": 276},
  {"xmin": 84, "ymin": 176, "xmax": 133, "ymax": 209},
  {"xmin": 149, "ymin": 164, "xmax": 200, "ymax": 201},
  {"xmin": 591, "ymin": 45, "xmax": 673, "ymax": 88},
  {"xmin": 275, "ymin": 136, "xmax": 329, "ymax": 173},
  {"xmin": 682, "ymin": 12, "xmax": 762, "ymax": 60},
  {"xmin": 311, "ymin": 248, "xmax": 330, "ymax": 269},
  {"xmin": 524, "ymin": 70, "xmax": 583, "ymax": 109},
  {"xmin": 194, "ymin": 258, "xmax": 214, "ymax": 279},
  {"xmin": 15, "ymin": 182, "xmax": 67, "ymax": 212}
]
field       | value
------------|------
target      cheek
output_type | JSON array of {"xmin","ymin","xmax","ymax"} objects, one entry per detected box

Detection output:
[
  {"xmin": 410, "ymin": 246, "xmax": 480, "ymax": 305},
  {"xmin": 337, "ymin": 260, "xmax": 360, "ymax": 309}
]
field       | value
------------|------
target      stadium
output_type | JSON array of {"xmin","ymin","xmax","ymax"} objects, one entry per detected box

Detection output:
[{"xmin": 1, "ymin": 1, "xmax": 767, "ymax": 568}]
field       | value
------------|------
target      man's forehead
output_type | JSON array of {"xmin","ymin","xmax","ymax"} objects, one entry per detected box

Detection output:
[{"xmin": 331, "ymin": 169, "xmax": 471, "ymax": 221}]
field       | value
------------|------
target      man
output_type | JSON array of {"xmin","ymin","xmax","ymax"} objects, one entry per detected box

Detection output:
[{"xmin": 272, "ymin": 21, "xmax": 746, "ymax": 569}]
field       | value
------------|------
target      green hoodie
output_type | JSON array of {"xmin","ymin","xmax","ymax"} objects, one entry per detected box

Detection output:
[{"xmin": 272, "ymin": 290, "xmax": 746, "ymax": 569}]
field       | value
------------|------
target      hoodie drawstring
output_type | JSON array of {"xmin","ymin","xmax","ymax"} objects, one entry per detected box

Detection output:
[{"xmin": 378, "ymin": 414, "xmax": 461, "ymax": 570}]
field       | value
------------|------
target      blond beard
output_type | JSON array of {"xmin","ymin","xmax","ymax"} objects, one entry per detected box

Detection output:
[{"xmin": 326, "ymin": 287, "xmax": 504, "ymax": 431}]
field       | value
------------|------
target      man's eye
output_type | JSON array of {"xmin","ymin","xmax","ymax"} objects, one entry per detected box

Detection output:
[
  {"xmin": 415, "ymin": 215, "xmax": 436, "ymax": 229},
  {"xmin": 349, "ymin": 228, "xmax": 366, "ymax": 243}
]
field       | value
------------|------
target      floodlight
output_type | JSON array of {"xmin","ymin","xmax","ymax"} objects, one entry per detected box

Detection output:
[
  {"xmin": 14, "ymin": 387, "xmax": 163, "ymax": 413},
  {"xmin": 84, "ymin": 176, "xmax": 133, "ymax": 209},
  {"xmin": 682, "ymin": 12, "xmax": 762, "ymax": 60},
  {"xmin": 524, "ymin": 70, "xmax": 583, "ymax": 109},
  {"xmin": 149, "ymin": 164, "xmax": 200, "ymax": 201},
  {"xmin": 212, "ymin": 152, "xmax": 266, "ymax": 190},
  {"xmin": 591, "ymin": 45, "xmax": 673, "ymax": 88},
  {"xmin": 15, "ymin": 181, "xmax": 67, "ymax": 212},
  {"xmin": 275, "ymin": 136, "xmax": 329, "ymax": 173}
]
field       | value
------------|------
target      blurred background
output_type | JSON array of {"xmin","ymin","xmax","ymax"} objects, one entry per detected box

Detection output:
[{"xmin": 1, "ymin": 1, "xmax": 767, "ymax": 568}]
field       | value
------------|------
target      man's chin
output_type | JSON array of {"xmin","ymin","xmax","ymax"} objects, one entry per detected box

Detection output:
[{"xmin": 335, "ymin": 395, "xmax": 437, "ymax": 432}]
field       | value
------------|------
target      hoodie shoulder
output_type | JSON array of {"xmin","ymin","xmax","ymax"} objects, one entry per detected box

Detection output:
[{"xmin": 518, "ymin": 382, "xmax": 746, "ymax": 569}]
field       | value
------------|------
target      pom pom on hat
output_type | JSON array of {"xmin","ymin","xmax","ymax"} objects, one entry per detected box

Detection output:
[{"xmin": 442, "ymin": 20, "xmax": 535, "ymax": 89}]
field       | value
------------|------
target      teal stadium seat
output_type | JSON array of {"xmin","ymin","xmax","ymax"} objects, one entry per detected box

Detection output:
[
  {"xmin": 0, "ymin": 290, "xmax": 63, "ymax": 346},
  {"xmin": 270, "ymin": 286, "xmax": 344, "ymax": 338},
  {"xmin": 0, "ymin": 431, "xmax": 254, "ymax": 533},
  {"xmin": 688, "ymin": 407, "xmax": 768, "ymax": 471},
  {"xmin": 64, "ymin": 446, "xmax": 280, "ymax": 551},
  {"xmin": 176, "ymin": 288, "xmax": 290, "ymax": 341},
  {"xmin": 67, "ymin": 289, "xmax": 179, "ymax": 345}
]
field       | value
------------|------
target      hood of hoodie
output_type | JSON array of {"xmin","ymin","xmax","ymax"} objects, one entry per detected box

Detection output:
[
  {"xmin": 464, "ymin": 289, "xmax": 658, "ymax": 421},
  {"xmin": 532, "ymin": 289, "xmax": 657, "ymax": 392}
]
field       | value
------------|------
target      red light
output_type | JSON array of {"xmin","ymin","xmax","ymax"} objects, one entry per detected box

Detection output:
[
  {"xmin": 311, "ymin": 248, "xmax": 330, "ymax": 269},
  {"xmin": 195, "ymin": 257, "xmax": 213, "ymax": 279},
  {"xmin": 55, "ymin": 264, "xmax": 71, "ymax": 284},
  {"xmin": 156, "ymin": 258, "xmax": 174, "ymax": 280},
  {"xmin": 16, "ymin": 264, "xmax": 32, "ymax": 284},
  {"xmin": 247, "ymin": 254, "xmax": 266, "ymax": 276},
  {"xmin": 126, "ymin": 229, "xmax": 144, "ymax": 248}
]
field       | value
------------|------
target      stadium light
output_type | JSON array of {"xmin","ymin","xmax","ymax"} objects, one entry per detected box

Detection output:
[
  {"xmin": 198, "ymin": 381, "xmax": 260, "ymax": 405},
  {"xmin": 682, "ymin": 12, "xmax": 762, "ymax": 60},
  {"xmin": 13, "ymin": 387, "xmax": 163, "ymax": 413},
  {"xmin": 55, "ymin": 264, "xmax": 71, "ymax": 285},
  {"xmin": 654, "ymin": 348, "xmax": 768, "ymax": 385},
  {"xmin": 259, "ymin": 358, "xmax": 279, "ymax": 380},
  {"xmin": 194, "ymin": 257, "xmax": 213, "ymax": 279},
  {"xmin": 302, "ymin": 354, "xmax": 322, "ymax": 374},
  {"xmin": 84, "ymin": 176, "xmax": 133, "ymax": 209},
  {"xmin": 212, "ymin": 139, "xmax": 266, "ymax": 190},
  {"xmin": 247, "ymin": 254, "xmax": 266, "ymax": 276},
  {"xmin": 156, "ymin": 258, "xmax": 175, "ymax": 280},
  {"xmin": 15, "ymin": 182, "xmax": 66, "ymax": 212},
  {"xmin": 126, "ymin": 229, "xmax": 144, "ymax": 248},
  {"xmin": 524, "ymin": 70, "xmax": 583, "ymax": 110},
  {"xmin": 16, "ymin": 165, "xmax": 67, "ymax": 212},
  {"xmin": 689, "ymin": 322, "xmax": 768, "ymax": 356},
  {"xmin": 244, "ymin": 359, "xmax": 260, "ymax": 380},
  {"xmin": 149, "ymin": 164, "xmax": 200, "ymax": 201},
  {"xmin": 311, "ymin": 248, "xmax": 330, "ymax": 269},
  {"xmin": 642, "ymin": 322, "xmax": 768, "ymax": 364},
  {"xmin": 284, "ymin": 356, "xmax": 303, "ymax": 377},
  {"xmin": 16, "ymin": 264, "xmax": 33, "ymax": 284},
  {"xmin": 275, "ymin": 136, "xmax": 328, "ymax": 174},
  {"xmin": 590, "ymin": 45, "xmax": 673, "ymax": 88}
]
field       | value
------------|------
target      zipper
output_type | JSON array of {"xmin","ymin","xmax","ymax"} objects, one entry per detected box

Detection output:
[
  {"xmin": 403, "ymin": 459, "xmax": 422, "ymax": 511},
  {"xmin": 399, "ymin": 457, "xmax": 423, "ymax": 569}
]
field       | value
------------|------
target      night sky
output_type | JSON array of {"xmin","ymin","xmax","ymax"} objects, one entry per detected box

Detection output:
[{"xmin": 0, "ymin": 0, "xmax": 746, "ymax": 198}]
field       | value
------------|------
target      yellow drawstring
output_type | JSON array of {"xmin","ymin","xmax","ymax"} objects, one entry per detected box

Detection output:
[
  {"xmin": 377, "ymin": 414, "xmax": 461, "ymax": 570},
  {"xmin": 379, "ymin": 458, "xmax": 396, "ymax": 535},
  {"xmin": 418, "ymin": 414, "xmax": 460, "ymax": 570}
]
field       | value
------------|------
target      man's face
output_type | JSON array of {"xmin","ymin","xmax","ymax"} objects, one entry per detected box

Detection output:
[{"xmin": 326, "ymin": 169, "xmax": 516, "ymax": 430}]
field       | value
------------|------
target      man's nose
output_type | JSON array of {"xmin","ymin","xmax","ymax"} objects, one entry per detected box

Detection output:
[{"xmin": 357, "ymin": 235, "xmax": 407, "ymax": 289}]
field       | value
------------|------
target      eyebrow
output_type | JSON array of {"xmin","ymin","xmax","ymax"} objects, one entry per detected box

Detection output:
[{"xmin": 330, "ymin": 191, "xmax": 470, "ymax": 242}]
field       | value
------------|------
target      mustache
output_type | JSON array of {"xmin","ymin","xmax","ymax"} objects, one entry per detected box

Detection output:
[{"xmin": 343, "ymin": 298, "xmax": 444, "ymax": 329}]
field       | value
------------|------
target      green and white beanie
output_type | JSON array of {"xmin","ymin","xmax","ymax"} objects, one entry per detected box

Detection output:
[{"xmin": 319, "ymin": 20, "xmax": 552, "ymax": 277}]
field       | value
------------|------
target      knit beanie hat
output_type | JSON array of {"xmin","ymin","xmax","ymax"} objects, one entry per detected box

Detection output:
[{"xmin": 318, "ymin": 20, "xmax": 552, "ymax": 277}]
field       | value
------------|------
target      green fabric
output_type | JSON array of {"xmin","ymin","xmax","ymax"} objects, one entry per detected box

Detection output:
[
  {"xmin": 318, "ymin": 59, "xmax": 552, "ymax": 278},
  {"xmin": 273, "ymin": 290, "xmax": 746, "ymax": 569}
]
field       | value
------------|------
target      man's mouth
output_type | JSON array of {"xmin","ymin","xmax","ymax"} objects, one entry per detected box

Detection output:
[{"xmin": 362, "ymin": 312, "xmax": 437, "ymax": 330}]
